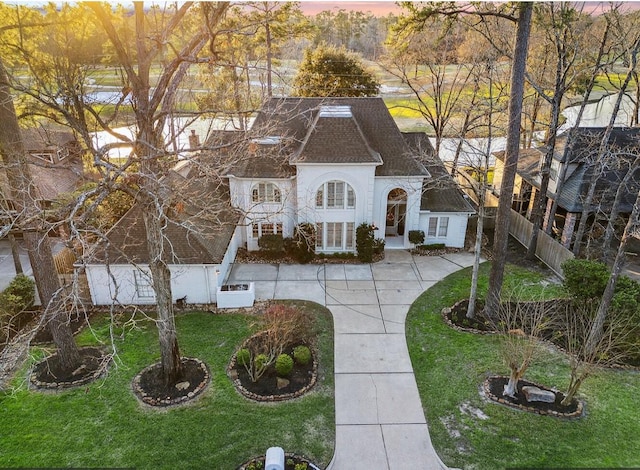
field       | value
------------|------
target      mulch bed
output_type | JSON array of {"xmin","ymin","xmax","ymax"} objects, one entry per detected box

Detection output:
[
  {"xmin": 30, "ymin": 346, "xmax": 110, "ymax": 390},
  {"xmin": 235, "ymin": 248, "xmax": 384, "ymax": 264},
  {"xmin": 132, "ymin": 357, "xmax": 210, "ymax": 407},
  {"xmin": 229, "ymin": 343, "xmax": 317, "ymax": 402},
  {"xmin": 483, "ymin": 376, "xmax": 583, "ymax": 418},
  {"xmin": 238, "ymin": 453, "xmax": 320, "ymax": 470}
]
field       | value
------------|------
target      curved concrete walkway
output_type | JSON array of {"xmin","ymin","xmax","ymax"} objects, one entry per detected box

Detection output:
[{"xmin": 228, "ymin": 250, "xmax": 477, "ymax": 470}]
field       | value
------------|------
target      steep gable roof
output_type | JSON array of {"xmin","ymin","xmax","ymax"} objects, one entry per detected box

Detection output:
[
  {"xmin": 243, "ymin": 97, "xmax": 428, "ymax": 177},
  {"xmin": 403, "ymin": 132, "xmax": 474, "ymax": 213}
]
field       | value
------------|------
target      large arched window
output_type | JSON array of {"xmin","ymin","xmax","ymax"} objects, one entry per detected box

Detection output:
[
  {"xmin": 252, "ymin": 182, "xmax": 281, "ymax": 203},
  {"xmin": 315, "ymin": 180, "xmax": 355, "ymax": 209}
]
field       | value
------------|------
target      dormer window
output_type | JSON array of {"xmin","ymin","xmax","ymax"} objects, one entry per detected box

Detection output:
[
  {"xmin": 252, "ymin": 182, "xmax": 281, "ymax": 203},
  {"xmin": 31, "ymin": 152, "xmax": 55, "ymax": 164}
]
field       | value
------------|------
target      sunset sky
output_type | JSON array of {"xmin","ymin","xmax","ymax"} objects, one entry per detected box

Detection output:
[{"xmin": 299, "ymin": 1, "xmax": 402, "ymax": 16}]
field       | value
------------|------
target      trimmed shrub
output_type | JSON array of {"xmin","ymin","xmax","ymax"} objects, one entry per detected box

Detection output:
[
  {"xmin": 408, "ymin": 230, "xmax": 425, "ymax": 245},
  {"xmin": 293, "ymin": 345, "xmax": 312, "ymax": 365},
  {"xmin": 419, "ymin": 243, "xmax": 446, "ymax": 250},
  {"xmin": 373, "ymin": 238, "xmax": 385, "ymax": 255},
  {"xmin": 254, "ymin": 353, "xmax": 269, "ymax": 372},
  {"xmin": 236, "ymin": 348, "xmax": 251, "ymax": 367},
  {"xmin": 561, "ymin": 259, "xmax": 609, "ymax": 300},
  {"xmin": 0, "ymin": 274, "xmax": 35, "ymax": 313},
  {"xmin": 292, "ymin": 223, "xmax": 316, "ymax": 263},
  {"xmin": 356, "ymin": 223, "xmax": 375, "ymax": 262},
  {"xmin": 258, "ymin": 233, "xmax": 284, "ymax": 257},
  {"xmin": 275, "ymin": 353, "xmax": 294, "ymax": 377}
]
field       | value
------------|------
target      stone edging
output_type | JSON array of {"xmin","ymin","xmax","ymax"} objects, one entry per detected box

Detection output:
[
  {"xmin": 228, "ymin": 335, "xmax": 318, "ymax": 402},
  {"xmin": 237, "ymin": 452, "xmax": 321, "ymax": 470},
  {"xmin": 132, "ymin": 357, "xmax": 210, "ymax": 407},
  {"xmin": 30, "ymin": 347, "xmax": 111, "ymax": 390},
  {"xmin": 482, "ymin": 375, "xmax": 584, "ymax": 419},
  {"xmin": 441, "ymin": 300, "xmax": 498, "ymax": 336}
]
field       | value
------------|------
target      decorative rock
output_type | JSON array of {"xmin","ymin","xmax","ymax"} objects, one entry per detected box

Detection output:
[
  {"xmin": 522, "ymin": 385, "xmax": 556, "ymax": 403},
  {"xmin": 276, "ymin": 377, "xmax": 290, "ymax": 389},
  {"xmin": 175, "ymin": 381, "xmax": 190, "ymax": 391}
]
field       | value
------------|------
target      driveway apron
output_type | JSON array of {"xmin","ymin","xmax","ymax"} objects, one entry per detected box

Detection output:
[{"xmin": 228, "ymin": 251, "xmax": 477, "ymax": 470}]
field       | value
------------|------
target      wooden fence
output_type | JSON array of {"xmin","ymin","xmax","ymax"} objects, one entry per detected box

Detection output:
[{"xmin": 509, "ymin": 210, "xmax": 574, "ymax": 278}]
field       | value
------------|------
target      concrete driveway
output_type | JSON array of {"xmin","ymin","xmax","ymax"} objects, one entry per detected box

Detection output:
[{"xmin": 228, "ymin": 250, "xmax": 479, "ymax": 470}]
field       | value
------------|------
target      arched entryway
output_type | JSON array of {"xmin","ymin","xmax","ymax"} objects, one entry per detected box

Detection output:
[{"xmin": 385, "ymin": 188, "xmax": 407, "ymax": 248}]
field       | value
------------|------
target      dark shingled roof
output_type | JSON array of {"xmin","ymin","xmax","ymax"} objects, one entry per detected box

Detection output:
[
  {"xmin": 229, "ymin": 97, "xmax": 428, "ymax": 177},
  {"xmin": 88, "ymin": 164, "xmax": 238, "ymax": 265},
  {"xmin": 403, "ymin": 132, "xmax": 475, "ymax": 213},
  {"xmin": 496, "ymin": 128, "xmax": 640, "ymax": 213}
]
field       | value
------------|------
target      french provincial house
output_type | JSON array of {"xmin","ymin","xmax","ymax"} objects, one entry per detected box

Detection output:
[
  {"xmin": 224, "ymin": 97, "xmax": 474, "ymax": 253},
  {"xmin": 493, "ymin": 127, "xmax": 640, "ymax": 248},
  {"xmin": 84, "ymin": 97, "xmax": 474, "ymax": 306}
]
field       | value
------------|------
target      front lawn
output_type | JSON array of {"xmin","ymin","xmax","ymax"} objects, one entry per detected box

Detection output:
[
  {"xmin": 407, "ymin": 263, "xmax": 640, "ymax": 469},
  {"xmin": 0, "ymin": 301, "xmax": 335, "ymax": 469}
]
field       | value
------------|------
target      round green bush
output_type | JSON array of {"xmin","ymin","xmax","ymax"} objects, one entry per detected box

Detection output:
[
  {"xmin": 236, "ymin": 348, "xmax": 251, "ymax": 367},
  {"xmin": 254, "ymin": 353, "xmax": 269, "ymax": 371},
  {"xmin": 275, "ymin": 353, "xmax": 294, "ymax": 377},
  {"xmin": 293, "ymin": 345, "xmax": 312, "ymax": 365}
]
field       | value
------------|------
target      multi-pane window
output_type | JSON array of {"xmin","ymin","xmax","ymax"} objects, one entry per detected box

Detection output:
[
  {"xmin": 133, "ymin": 270, "xmax": 154, "ymax": 298},
  {"xmin": 252, "ymin": 183, "xmax": 281, "ymax": 203},
  {"xmin": 316, "ymin": 222, "xmax": 355, "ymax": 251},
  {"xmin": 316, "ymin": 181, "xmax": 355, "ymax": 209},
  {"xmin": 428, "ymin": 217, "xmax": 449, "ymax": 238},
  {"xmin": 251, "ymin": 222, "xmax": 283, "ymax": 238}
]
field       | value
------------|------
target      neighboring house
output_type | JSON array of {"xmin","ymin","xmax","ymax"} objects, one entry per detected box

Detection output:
[
  {"xmin": 222, "ymin": 97, "xmax": 474, "ymax": 252},
  {"xmin": 83, "ymin": 97, "xmax": 474, "ymax": 306},
  {"xmin": 493, "ymin": 127, "xmax": 640, "ymax": 248}
]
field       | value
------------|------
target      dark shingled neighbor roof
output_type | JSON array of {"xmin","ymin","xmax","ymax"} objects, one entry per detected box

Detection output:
[
  {"xmin": 497, "ymin": 128, "xmax": 640, "ymax": 213},
  {"xmin": 403, "ymin": 132, "xmax": 475, "ymax": 213},
  {"xmin": 88, "ymin": 165, "xmax": 238, "ymax": 265},
  {"xmin": 240, "ymin": 97, "xmax": 429, "ymax": 177}
]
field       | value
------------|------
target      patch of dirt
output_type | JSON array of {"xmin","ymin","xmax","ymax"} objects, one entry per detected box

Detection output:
[
  {"xmin": 133, "ymin": 357, "xmax": 210, "ymax": 407},
  {"xmin": 484, "ymin": 376, "xmax": 582, "ymax": 418},
  {"xmin": 235, "ymin": 248, "xmax": 384, "ymax": 264},
  {"xmin": 30, "ymin": 346, "xmax": 110, "ymax": 389},
  {"xmin": 230, "ymin": 344, "xmax": 316, "ymax": 401}
]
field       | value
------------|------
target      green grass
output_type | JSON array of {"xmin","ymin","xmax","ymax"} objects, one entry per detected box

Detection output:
[
  {"xmin": 407, "ymin": 263, "xmax": 640, "ymax": 469},
  {"xmin": 0, "ymin": 302, "xmax": 335, "ymax": 469}
]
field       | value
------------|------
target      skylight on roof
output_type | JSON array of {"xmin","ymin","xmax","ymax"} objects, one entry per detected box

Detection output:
[
  {"xmin": 319, "ymin": 105, "xmax": 352, "ymax": 118},
  {"xmin": 251, "ymin": 136, "xmax": 281, "ymax": 145}
]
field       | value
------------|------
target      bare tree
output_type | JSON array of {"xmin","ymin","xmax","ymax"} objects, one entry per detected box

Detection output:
[
  {"xmin": 486, "ymin": 2, "xmax": 533, "ymax": 318},
  {"xmin": 491, "ymin": 293, "xmax": 548, "ymax": 397},
  {"xmin": 0, "ymin": 56, "xmax": 81, "ymax": 371},
  {"xmin": 558, "ymin": 300, "xmax": 635, "ymax": 406}
]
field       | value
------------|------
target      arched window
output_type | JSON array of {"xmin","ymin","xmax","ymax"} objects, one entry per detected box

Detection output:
[
  {"xmin": 252, "ymin": 182, "xmax": 281, "ymax": 203},
  {"xmin": 315, "ymin": 181, "xmax": 355, "ymax": 209}
]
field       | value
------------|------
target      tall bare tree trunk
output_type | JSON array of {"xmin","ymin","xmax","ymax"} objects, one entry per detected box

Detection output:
[
  {"xmin": 0, "ymin": 57, "xmax": 80, "ymax": 370},
  {"xmin": 486, "ymin": 3, "xmax": 533, "ymax": 318},
  {"xmin": 8, "ymin": 233, "xmax": 23, "ymax": 274}
]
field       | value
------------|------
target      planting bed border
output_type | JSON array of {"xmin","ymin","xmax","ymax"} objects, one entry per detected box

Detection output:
[
  {"xmin": 132, "ymin": 357, "xmax": 210, "ymax": 407},
  {"xmin": 237, "ymin": 452, "xmax": 321, "ymax": 470},
  {"xmin": 483, "ymin": 375, "xmax": 584, "ymax": 418},
  {"xmin": 30, "ymin": 346, "xmax": 111, "ymax": 390},
  {"xmin": 228, "ymin": 333, "xmax": 318, "ymax": 403}
]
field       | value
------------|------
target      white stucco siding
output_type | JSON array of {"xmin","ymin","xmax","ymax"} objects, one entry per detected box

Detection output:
[
  {"xmin": 85, "ymin": 263, "xmax": 223, "ymax": 306},
  {"xmin": 295, "ymin": 165, "xmax": 377, "ymax": 225},
  {"xmin": 229, "ymin": 176, "xmax": 296, "ymax": 250},
  {"xmin": 418, "ymin": 212, "xmax": 470, "ymax": 248},
  {"xmin": 373, "ymin": 177, "xmax": 424, "ymax": 245}
]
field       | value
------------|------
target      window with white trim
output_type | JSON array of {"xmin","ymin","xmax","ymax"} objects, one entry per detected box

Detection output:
[
  {"xmin": 316, "ymin": 181, "xmax": 355, "ymax": 209},
  {"xmin": 251, "ymin": 222, "xmax": 283, "ymax": 238},
  {"xmin": 428, "ymin": 217, "xmax": 449, "ymax": 238},
  {"xmin": 133, "ymin": 270, "xmax": 154, "ymax": 298},
  {"xmin": 316, "ymin": 222, "xmax": 355, "ymax": 251},
  {"xmin": 252, "ymin": 182, "xmax": 281, "ymax": 203}
]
